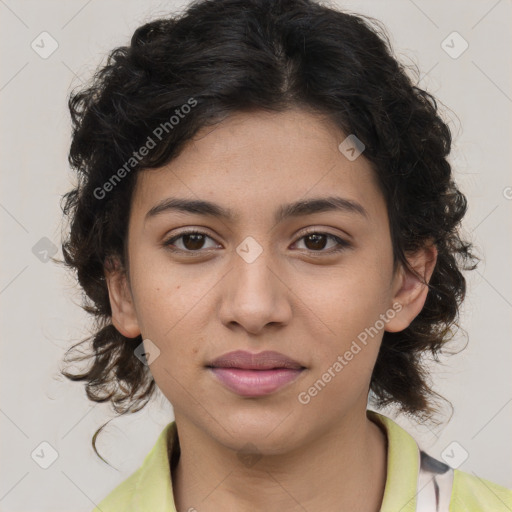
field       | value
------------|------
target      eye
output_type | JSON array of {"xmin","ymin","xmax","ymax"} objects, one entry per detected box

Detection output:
[
  {"xmin": 163, "ymin": 230, "xmax": 220, "ymax": 253},
  {"xmin": 162, "ymin": 229, "xmax": 351, "ymax": 255},
  {"xmin": 292, "ymin": 230, "xmax": 351, "ymax": 254}
]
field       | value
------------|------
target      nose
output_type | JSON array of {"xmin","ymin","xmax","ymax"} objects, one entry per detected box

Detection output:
[{"xmin": 218, "ymin": 248, "xmax": 292, "ymax": 335}]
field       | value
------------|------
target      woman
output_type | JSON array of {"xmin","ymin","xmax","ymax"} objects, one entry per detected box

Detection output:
[{"xmin": 59, "ymin": 0, "xmax": 512, "ymax": 510}]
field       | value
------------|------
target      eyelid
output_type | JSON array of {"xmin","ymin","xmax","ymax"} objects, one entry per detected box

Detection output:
[{"xmin": 296, "ymin": 226, "xmax": 352, "ymax": 243}]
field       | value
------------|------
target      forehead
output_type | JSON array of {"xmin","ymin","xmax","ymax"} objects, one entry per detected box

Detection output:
[{"xmin": 131, "ymin": 108, "xmax": 385, "ymax": 223}]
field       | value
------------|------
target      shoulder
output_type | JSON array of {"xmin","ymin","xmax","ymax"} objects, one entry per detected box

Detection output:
[
  {"xmin": 90, "ymin": 468, "xmax": 140, "ymax": 512},
  {"xmin": 368, "ymin": 410, "xmax": 512, "ymax": 511},
  {"xmin": 89, "ymin": 421, "xmax": 177, "ymax": 512},
  {"xmin": 450, "ymin": 469, "xmax": 512, "ymax": 511},
  {"xmin": 419, "ymin": 451, "xmax": 512, "ymax": 511}
]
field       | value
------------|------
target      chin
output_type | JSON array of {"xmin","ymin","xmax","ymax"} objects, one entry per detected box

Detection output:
[{"xmin": 208, "ymin": 407, "xmax": 305, "ymax": 454}]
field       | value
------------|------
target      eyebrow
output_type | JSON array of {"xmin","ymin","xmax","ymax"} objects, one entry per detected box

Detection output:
[{"xmin": 145, "ymin": 195, "xmax": 368, "ymax": 224}]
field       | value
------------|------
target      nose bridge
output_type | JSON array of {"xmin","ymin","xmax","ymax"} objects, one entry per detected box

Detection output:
[
  {"xmin": 234, "ymin": 246, "xmax": 275, "ymax": 298},
  {"xmin": 219, "ymin": 236, "xmax": 291, "ymax": 332}
]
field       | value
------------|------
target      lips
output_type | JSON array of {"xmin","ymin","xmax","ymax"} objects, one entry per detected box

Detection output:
[
  {"xmin": 207, "ymin": 350, "xmax": 304, "ymax": 371},
  {"xmin": 206, "ymin": 350, "xmax": 305, "ymax": 397}
]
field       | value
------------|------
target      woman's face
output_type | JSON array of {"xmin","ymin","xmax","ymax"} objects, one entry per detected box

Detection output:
[{"xmin": 108, "ymin": 108, "xmax": 427, "ymax": 453}]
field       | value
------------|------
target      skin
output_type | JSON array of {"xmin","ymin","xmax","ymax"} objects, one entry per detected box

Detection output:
[{"xmin": 106, "ymin": 108, "xmax": 437, "ymax": 512}]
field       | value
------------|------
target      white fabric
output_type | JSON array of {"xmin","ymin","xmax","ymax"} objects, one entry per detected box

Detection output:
[{"xmin": 416, "ymin": 451, "xmax": 454, "ymax": 512}]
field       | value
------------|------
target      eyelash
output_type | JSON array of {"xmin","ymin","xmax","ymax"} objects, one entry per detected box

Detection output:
[{"xmin": 162, "ymin": 228, "xmax": 351, "ymax": 255}]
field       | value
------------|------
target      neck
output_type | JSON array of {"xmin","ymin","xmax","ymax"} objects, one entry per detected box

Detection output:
[{"xmin": 171, "ymin": 409, "xmax": 387, "ymax": 512}]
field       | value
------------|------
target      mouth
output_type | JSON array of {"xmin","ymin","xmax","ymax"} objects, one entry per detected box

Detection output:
[{"xmin": 206, "ymin": 350, "xmax": 306, "ymax": 397}]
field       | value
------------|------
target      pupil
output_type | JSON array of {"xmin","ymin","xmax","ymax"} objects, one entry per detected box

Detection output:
[
  {"xmin": 306, "ymin": 234, "xmax": 326, "ymax": 250},
  {"xmin": 184, "ymin": 233, "xmax": 204, "ymax": 250}
]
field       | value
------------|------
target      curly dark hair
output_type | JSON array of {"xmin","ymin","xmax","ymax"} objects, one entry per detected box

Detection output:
[{"xmin": 58, "ymin": 0, "xmax": 477, "ymax": 461}]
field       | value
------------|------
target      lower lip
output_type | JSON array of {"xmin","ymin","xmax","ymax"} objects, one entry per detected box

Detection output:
[{"xmin": 209, "ymin": 367, "xmax": 304, "ymax": 396}]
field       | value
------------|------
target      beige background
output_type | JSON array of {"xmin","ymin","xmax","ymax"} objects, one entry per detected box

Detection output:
[{"xmin": 0, "ymin": 0, "xmax": 511, "ymax": 510}]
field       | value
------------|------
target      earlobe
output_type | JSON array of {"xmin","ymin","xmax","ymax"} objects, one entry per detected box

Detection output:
[
  {"xmin": 385, "ymin": 244, "xmax": 438, "ymax": 333},
  {"xmin": 104, "ymin": 261, "xmax": 141, "ymax": 339}
]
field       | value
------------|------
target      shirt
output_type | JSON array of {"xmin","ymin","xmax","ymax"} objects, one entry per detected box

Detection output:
[{"xmin": 91, "ymin": 411, "xmax": 512, "ymax": 511}]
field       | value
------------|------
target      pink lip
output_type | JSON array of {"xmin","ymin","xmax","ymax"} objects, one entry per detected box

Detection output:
[
  {"xmin": 207, "ymin": 350, "xmax": 305, "ymax": 397},
  {"xmin": 209, "ymin": 367, "xmax": 304, "ymax": 396},
  {"xmin": 208, "ymin": 350, "xmax": 304, "ymax": 370}
]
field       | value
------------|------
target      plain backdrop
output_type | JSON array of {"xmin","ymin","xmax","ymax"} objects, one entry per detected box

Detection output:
[{"xmin": 0, "ymin": 0, "xmax": 511, "ymax": 510}]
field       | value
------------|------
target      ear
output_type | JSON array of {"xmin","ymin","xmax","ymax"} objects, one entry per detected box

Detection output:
[
  {"xmin": 104, "ymin": 258, "xmax": 141, "ymax": 338},
  {"xmin": 385, "ymin": 243, "xmax": 438, "ymax": 333}
]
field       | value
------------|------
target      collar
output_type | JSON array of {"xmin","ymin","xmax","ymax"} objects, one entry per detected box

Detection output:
[{"xmin": 367, "ymin": 410, "xmax": 420, "ymax": 512}]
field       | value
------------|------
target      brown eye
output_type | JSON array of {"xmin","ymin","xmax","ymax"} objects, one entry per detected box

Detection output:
[
  {"xmin": 181, "ymin": 233, "xmax": 207, "ymax": 250},
  {"xmin": 163, "ymin": 231, "xmax": 219, "ymax": 252},
  {"xmin": 293, "ymin": 231, "xmax": 350, "ymax": 253},
  {"xmin": 304, "ymin": 233, "xmax": 328, "ymax": 250}
]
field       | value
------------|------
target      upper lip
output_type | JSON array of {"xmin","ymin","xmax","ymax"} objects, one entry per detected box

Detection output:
[{"xmin": 207, "ymin": 350, "xmax": 304, "ymax": 370}]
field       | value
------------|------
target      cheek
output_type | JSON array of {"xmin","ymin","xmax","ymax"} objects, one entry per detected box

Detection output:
[
  {"xmin": 294, "ymin": 257, "xmax": 393, "ymax": 343},
  {"xmin": 130, "ymin": 248, "xmax": 194, "ymax": 327},
  {"xmin": 290, "ymin": 256, "xmax": 393, "ymax": 406},
  {"xmin": 294, "ymin": 269, "xmax": 390, "ymax": 412},
  {"xmin": 129, "ymin": 254, "xmax": 218, "ymax": 367}
]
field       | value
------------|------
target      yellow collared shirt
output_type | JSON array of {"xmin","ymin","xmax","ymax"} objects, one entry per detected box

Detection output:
[{"xmin": 91, "ymin": 411, "xmax": 512, "ymax": 511}]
